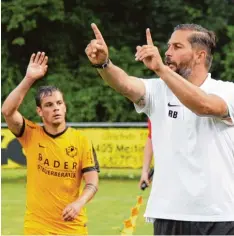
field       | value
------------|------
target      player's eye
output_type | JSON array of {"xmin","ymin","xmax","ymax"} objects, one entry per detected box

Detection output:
[{"xmin": 45, "ymin": 103, "xmax": 52, "ymax": 107}]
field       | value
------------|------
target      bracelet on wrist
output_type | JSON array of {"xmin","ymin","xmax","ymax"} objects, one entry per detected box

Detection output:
[{"xmin": 91, "ymin": 58, "xmax": 110, "ymax": 69}]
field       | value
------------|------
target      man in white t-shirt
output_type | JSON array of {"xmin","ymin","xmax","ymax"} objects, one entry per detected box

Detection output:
[{"xmin": 85, "ymin": 23, "xmax": 234, "ymax": 234}]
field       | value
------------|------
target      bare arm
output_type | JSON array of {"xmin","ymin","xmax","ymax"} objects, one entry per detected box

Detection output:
[
  {"xmin": 62, "ymin": 170, "xmax": 98, "ymax": 221},
  {"xmin": 77, "ymin": 170, "xmax": 99, "ymax": 204},
  {"xmin": 142, "ymin": 137, "xmax": 153, "ymax": 173},
  {"xmin": 158, "ymin": 66, "xmax": 229, "ymax": 117},
  {"xmin": 2, "ymin": 78, "xmax": 35, "ymax": 136},
  {"xmin": 139, "ymin": 137, "xmax": 153, "ymax": 188},
  {"xmin": 85, "ymin": 23, "xmax": 145, "ymax": 104},
  {"xmin": 97, "ymin": 62, "xmax": 145, "ymax": 103},
  {"xmin": 1, "ymin": 52, "xmax": 48, "ymax": 135}
]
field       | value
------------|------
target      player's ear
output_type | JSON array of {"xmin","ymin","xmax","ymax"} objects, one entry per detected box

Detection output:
[
  {"xmin": 64, "ymin": 101, "xmax": 67, "ymax": 114},
  {"xmin": 36, "ymin": 106, "xmax": 43, "ymax": 117}
]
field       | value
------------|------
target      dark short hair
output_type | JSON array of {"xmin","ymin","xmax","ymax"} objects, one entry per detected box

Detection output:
[
  {"xmin": 35, "ymin": 86, "xmax": 63, "ymax": 107},
  {"xmin": 174, "ymin": 24, "xmax": 216, "ymax": 70}
]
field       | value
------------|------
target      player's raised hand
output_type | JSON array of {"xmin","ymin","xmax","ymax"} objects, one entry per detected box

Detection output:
[
  {"xmin": 135, "ymin": 29, "xmax": 164, "ymax": 73},
  {"xmin": 25, "ymin": 52, "xmax": 48, "ymax": 81},
  {"xmin": 85, "ymin": 23, "xmax": 109, "ymax": 65}
]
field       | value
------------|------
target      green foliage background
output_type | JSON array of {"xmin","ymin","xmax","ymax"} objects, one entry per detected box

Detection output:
[{"xmin": 2, "ymin": 0, "xmax": 234, "ymax": 122}]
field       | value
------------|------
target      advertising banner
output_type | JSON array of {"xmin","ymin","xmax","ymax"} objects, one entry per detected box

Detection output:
[{"xmin": 1, "ymin": 127, "xmax": 148, "ymax": 168}]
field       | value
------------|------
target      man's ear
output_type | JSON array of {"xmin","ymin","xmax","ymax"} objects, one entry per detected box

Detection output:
[
  {"xmin": 64, "ymin": 102, "xmax": 67, "ymax": 114},
  {"xmin": 196, "ymin": 50, "xmax": 206, "ymax": 65},
  {"xmin": 36, "ymin": 106, "xmax": 42, "ymax": 117}
]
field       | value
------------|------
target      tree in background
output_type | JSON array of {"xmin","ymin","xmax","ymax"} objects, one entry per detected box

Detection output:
[{"xmin": 2, "ymin": 0, "xmax": 234, "ymax": 122}]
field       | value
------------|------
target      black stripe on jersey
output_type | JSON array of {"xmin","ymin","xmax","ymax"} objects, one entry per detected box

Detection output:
[
  {"xmin": 43, "ymin": 126, "xmax": 68, "ymax": 138},
  {"xmin": 82, "ymin": 166, "xmax": 99, "ymax": 173},
  {"xmin": 14, "ymin": 118, "xmax": 26, "ymax": 138},
  {"xmin": 82, "ymin": 145, "xmax": 100, "ymax": 173},
  {"xmin": 92, "ymin": 145, "xmax": 100, "ymax": 172}
]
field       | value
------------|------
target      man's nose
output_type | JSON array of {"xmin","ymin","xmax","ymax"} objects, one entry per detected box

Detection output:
[
  {"xmin": 165, "ymin": 45, "xmax": 173, "ymax": 57},
  {"xmin": 53, "ymin": 104, "xmax": 60, "ymax": 111}
]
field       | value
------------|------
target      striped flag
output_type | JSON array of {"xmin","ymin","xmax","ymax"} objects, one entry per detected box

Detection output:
[{"xmin": 121, "ymin": 196, "xmax": 143, "ymax": 235}]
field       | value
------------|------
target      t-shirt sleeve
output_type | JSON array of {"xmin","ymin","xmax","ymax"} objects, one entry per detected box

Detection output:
[
  {"xmin": 134, "ymin": 78, "xmax": 163, "ymax": 116},
  {"xmin": 81, "ymin": 136, "xmax": 100, "ymax": 173},
  {"xmin": 17, "ymin": 118, "xmax": 39, "ymax": 148},
  {"xmin": 212, "ymin": 81, "xmax": 234, "ymax": 125}
]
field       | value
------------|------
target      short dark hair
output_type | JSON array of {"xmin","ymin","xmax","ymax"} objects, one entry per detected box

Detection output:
[
  {"xmin": 35, "ymin": 86, "xmax": 63, "ymax": 107},
  {"xmin": 174, "ymin": 24, "xmax": 216, "ymax": 70}
]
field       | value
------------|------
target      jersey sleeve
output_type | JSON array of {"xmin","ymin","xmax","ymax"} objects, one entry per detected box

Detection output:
[
  {"xmin": 81, "ymin": 136, "xmax": 100, "ymax": 173},
  {"xmin": 134, "ymin": 78, "xmax": 164, "ymax": 116},
  {"xmin": 17, "ymin": 118, "xmax": 39, "ymax": 148}
]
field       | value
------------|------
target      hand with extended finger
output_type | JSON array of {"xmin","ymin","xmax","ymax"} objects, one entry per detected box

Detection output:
[
  {"xmin": 62, "ymin": 201, "xmax": 83, "ymax": 221},
  {"xmin": 135, "ymin": 29, "xmax": 164, "ymax": 73},
  {"xmin": 25, "ymin": 52, "xmax": 48, "ymax": 81},
  {"xmin": 85, "ymin": 23, "xmax": 109, "ymax": 65}
]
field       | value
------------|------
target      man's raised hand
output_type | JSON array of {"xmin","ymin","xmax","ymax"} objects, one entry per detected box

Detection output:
[
  {"xmin": 85, "ymin": 23, "xmax": 109, "ymax": 65},
  {"xmin": 25, "ymin": 52, "xmax": 48, "ymax": 81},
  {"xmin": 135, "ymin": 29, "xmax": 164, "ymax": 73}
]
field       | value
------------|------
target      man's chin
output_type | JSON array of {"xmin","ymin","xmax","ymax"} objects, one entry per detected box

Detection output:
[{"xmin": 52, "ymin": 119, "xmax": 65, "ymax": 126}]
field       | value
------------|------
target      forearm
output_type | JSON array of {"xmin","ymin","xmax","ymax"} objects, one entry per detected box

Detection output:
[
  {"xmin": 157, "ymin": 66, "xmax": 210, "ymax": 115},
  {"xmin": 2, "ymin": 76, "xmax": 35, "ymax": 116},
  {"xmin": 142, "ymin": 138, "xmax": 153, "ymax": 173},
  {"xmin": 74, "ymin": 183, "xmax": 98, "ymax": 206},
  {"xmin": 97, "ymin": 62, "xmax": 132, "ymax": 96}
]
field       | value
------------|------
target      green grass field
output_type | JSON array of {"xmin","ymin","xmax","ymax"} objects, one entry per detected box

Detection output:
[{"xmin": 2, "ymin": 168, "xmax": 152, "ymax": 235}]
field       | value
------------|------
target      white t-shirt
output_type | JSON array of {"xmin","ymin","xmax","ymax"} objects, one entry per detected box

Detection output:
[{"xmin": 135, "ymin": 73, "xmax": 234, "ymax": 221}]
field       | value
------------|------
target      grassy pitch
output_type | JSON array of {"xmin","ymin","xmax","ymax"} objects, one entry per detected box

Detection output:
[{"xmin": 2, "ymin": 168, "xmax": 152, "ymax": 235}]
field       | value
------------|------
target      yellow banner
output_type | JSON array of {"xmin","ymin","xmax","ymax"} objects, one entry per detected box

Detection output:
[{"xmin": 1, "ymin": 128, "xmax": 148, "ymax": 168}]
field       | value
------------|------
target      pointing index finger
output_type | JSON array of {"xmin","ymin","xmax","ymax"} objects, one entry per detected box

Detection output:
[
  {"xmin": 146, "ymin": 28, "xmax": 154, "ymax": 45},
  {"xmin": 91, "ymin": 23, "xmax": 105, "ymax": 44}
]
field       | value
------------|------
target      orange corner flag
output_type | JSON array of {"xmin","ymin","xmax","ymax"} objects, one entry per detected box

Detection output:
[{"xmin": 120, "ymin": 196, "xmax": 143, "ymax": 235}]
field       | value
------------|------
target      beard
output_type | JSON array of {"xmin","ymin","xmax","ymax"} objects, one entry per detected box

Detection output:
[{"xmin": 164, "ymin": 56, "xmax": 194, "ymax": 80}]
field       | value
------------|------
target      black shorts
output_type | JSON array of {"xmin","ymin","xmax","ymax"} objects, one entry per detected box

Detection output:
[{"xmin": 153, "ymin": 219, "xmax": 234, "ymax": 235}]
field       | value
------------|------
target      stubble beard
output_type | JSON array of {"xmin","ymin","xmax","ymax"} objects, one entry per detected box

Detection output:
[
  {"xmin": 165, "ymin": 57, "xmax": 194, "ymax": 80},
  {"xmin": 176, "ymin": 66, "xmax": 192, "ymax": 80}
]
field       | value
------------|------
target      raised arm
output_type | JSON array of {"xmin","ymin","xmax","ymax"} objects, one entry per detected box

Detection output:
[
  {"xmin": 85, "ymin": 23, "xmax": 145, "ymax": 104},
  {"xmin": 1, "ymin": 52, "xmax": 48, "ymax": 135}
]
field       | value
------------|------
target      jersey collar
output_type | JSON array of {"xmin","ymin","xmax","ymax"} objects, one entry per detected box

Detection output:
[
  {"xmin": 200, "ymin": 73, "xmax": 211, "ymax": 89},
  {"xmin": 43, "ymin": 126, "xmax": 68, "ymax": 138}
]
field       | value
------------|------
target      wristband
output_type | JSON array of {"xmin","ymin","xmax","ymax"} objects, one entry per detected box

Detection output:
[{"xmin": 91, "ymin": 58, "xmax": 110, "ymax": 69}]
